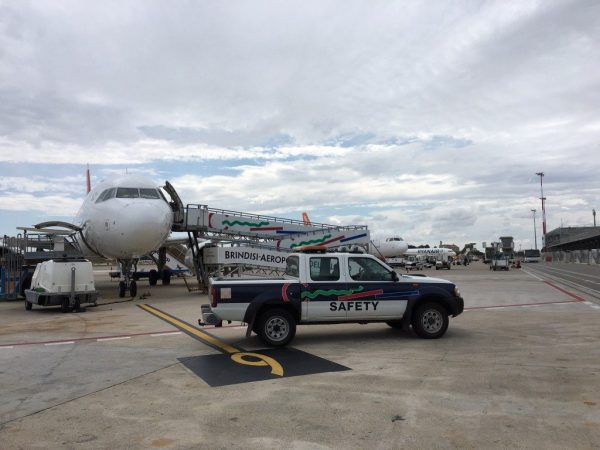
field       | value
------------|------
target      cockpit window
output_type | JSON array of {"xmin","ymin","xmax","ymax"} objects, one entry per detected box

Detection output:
[
  {"xmin": 139, "ymin": 188, "xmax": 160, "ymax": 199},
  {"xmin": 95, "ymin": 189, "xmax": 109, "ymax": 203},
  {"xmin": 116, "ymin": 187, "xmax": 139, "ymax": 198},
  {"xmin": 95, "ymin": 187, "xmax": 116, "ymax": 203}
]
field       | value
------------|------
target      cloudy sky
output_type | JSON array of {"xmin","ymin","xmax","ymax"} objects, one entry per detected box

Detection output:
[{"xmin": 1, "ymin": 0, "xmax": 598, "ymax": 250}]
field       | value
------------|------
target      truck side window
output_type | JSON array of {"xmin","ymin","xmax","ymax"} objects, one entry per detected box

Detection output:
[
  {"xmin": 349, "ymin": 257, "xmax": 393, "ymax": 281},
  {"xmin": 310, "ymin": 257, "xmax": 340, "ymax": 282},
  {"xmin": 285, "ymin": 256, "xmax": 299, "ymax": 278}
]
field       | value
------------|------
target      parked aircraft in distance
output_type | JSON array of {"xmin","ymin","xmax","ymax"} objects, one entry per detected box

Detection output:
[
  {"xmin": 404, "ymin": 247, "xmax": 456, "ymax": 258},
  {"xmin": 36, "ymin": 173, "xmax": 174, "ymax": 297},
  {"xmin": 369, "ymin": 236, "xmax": 409, "ymax": 258},
  {"xmin": 300, "ymin": 213, "xmax": 409, "ymax": 258}
]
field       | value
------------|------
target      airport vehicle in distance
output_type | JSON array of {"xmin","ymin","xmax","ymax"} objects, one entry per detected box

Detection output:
[
  {"xmin": 435, "ymin": 259, "xmax": 452, "ymax": 270},
  {"xmin": 201, "ymin": 248, "xmax": 464, "ymax": 346},
  {"xmin": 491, "ymin": 256, "xmax": 510, "ymax": 271},
  {"xmin": 523, "ymin": 249, "xmax": 541, "ymax": 263}
]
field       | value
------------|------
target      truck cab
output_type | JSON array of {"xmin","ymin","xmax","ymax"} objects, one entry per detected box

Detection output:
[{"xmin": 203, "ymin": 249, "xmax": 464, "ymax": 346}]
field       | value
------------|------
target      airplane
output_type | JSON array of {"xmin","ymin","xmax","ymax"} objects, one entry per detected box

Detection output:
[
  {"xmin": 368, "ymin": 236, "xmax": 409, "ymax": 258},
  {"xmin": 35, "ymin": 171, "xmax": 175, "ymax": 298},
  {"xmin": 403, "ymin": 247, "xmax": 456, "ymax": 258},
  {"xmin": 300, "ymin": 213, "xmax": 409, "ymax": 258}
]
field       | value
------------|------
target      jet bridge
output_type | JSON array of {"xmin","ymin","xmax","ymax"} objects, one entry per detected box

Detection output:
[
  {"xmin": 177, "ymin": 204, "xmax": 370, "ymax": 288},
  {"xmin": 183, "ymin": 205, "xmax": 369, "ymax": 247}
]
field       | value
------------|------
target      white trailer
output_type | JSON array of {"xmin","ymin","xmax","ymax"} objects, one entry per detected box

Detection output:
[{"xmin": 24, "ymin": 259, "xmax": 98, "ymax": 312}]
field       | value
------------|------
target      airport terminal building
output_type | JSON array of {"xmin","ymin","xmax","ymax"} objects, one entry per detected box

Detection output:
[{"xmin": 545, "ymin": 226, "xmax": 600, "ymax": 264}]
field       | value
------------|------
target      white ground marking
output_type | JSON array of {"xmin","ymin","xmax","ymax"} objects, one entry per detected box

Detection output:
[
  {"xmin": 536, "ymin": 266, "xmax": 600, "ymax": 280},
  {"xmin": 0, "ymin": 346, "xmax": 15, "ymax": 349},
  {"xmin": 521, "ymin": 268, "xmax": 544, "ymax": 281},
  {"xmin": 151, "ymin": 331, "xmax": 182, "ymax": 337},
  {"xmin": 96, "ymin": 336, "xmax": 132, "ymax": 342},
  {"xmin": 44, "ymin": 341, "xmax": 75, "ymax": 346}
]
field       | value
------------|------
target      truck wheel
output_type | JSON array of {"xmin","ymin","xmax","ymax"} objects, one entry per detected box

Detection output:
[
  {"xmin": 25, "ymin": 299, "xmax": 32, "ymax": 310},
  {"xmin": 149, "ymin": 270, "xmax": 158, "ymax": 286},
  {"xmin": 257, "ymin": 308, "xmax": 296, "ymax": 347},
  {"xmin": 412, "ymin": 302, "xmax": 448, "ymax": 339},
  {"xmin": 118, "ymin": 281, "xmax": 126, "ymax": 298}
]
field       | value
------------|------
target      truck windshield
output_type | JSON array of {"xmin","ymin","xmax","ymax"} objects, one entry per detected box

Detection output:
[
  {"xmin": 285, "ymin": 256, "xmax": 299, "ymax": 278},
  {"xmin": 349, "ymin": 257, "xmax": 393, "ymax": 281}
]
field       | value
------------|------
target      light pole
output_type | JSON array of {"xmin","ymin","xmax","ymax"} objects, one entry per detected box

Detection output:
[
  {"xmin": 536, "ymin": 172, "xmax": 547, "ymax": 250},
  {"xmin": 531, "ymin": 209, "xmax": 537, "ymax": 250},
  {"xmin": 594, "ymin": 209, "xmax": 597, "ymax": 227}
]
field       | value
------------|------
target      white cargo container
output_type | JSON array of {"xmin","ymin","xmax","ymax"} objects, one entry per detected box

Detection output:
[{"xmin": 25, "ymin": 259, "xmax": 98, "ymax": 312}]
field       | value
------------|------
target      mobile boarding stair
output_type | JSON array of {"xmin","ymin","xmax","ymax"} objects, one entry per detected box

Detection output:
[
  {"xmin": 1, "ymin": 230, "xmax": 83, "ymax": 300},
  {"xmin": 173, "ymin": 204, "xmax": 371, "ymax": 288}
]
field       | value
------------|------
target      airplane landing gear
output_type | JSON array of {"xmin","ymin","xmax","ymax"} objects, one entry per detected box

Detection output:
[
  {"xmin": 129, "ymin": 280, "xmax": 137, "ymax": 297},
  {"xmin": 149, "ymin": 269, "xmax": 158, "ymax": 286},
  {"xmin": 118, "ymin": 259, "xmax": 139, "ymax": 298}
]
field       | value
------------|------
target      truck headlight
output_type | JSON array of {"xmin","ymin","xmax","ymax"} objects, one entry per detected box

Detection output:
[{"xmin": 454, "ymin": 286, "xmax": 461, "ymax": 297}]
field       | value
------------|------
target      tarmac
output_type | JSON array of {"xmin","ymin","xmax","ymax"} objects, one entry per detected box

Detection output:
[{"xmin": 0, "ymin": 262, "xmax": 599, "ymax": 449}]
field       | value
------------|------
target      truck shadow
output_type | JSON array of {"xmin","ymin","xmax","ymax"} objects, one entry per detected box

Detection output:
[{"xmin": 241, "ymin": 325, "xmax": 470, "ymax": 348}]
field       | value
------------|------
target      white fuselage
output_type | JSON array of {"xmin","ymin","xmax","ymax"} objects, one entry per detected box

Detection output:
[
  {"xmin": 75, "ymin": 175, "xmax": 173, "ymax": 260},
  {"xmin": 404, "ymin": 248, "xmax": 456, "ymax": 258},
  {"xmin": 370, "ymin": 237, "xmax": 409, "ymax": 258}
]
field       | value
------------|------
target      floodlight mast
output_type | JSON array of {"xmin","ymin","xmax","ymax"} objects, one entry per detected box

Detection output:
[
  {"xmin": 531, "ymin": 209, "xmax": 537, "ymax": 250},
  {"xmin": 536, "ymin": 172, "xmax": 547, "ymax": 250}
]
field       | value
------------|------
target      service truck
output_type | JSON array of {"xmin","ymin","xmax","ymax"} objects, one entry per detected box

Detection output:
[{"xmin": 201, "ymin": 248, "xmax": 464, "ymax": 346}]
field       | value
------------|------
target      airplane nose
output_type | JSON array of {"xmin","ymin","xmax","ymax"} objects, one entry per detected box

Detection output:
[{"xmin": 112, "ymin": 202, "xmax": 173, "ymax": 257}]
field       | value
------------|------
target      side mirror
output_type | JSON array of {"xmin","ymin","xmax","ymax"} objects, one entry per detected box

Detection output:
[{"xmin": 391, "ymin": 271, "xmax": 399, "ymax": 282}]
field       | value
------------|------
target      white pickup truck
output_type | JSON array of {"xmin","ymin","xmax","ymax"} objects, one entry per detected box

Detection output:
[{"xmin": 201, "ymin": 249, "xmax": 464, "ymax": 346}]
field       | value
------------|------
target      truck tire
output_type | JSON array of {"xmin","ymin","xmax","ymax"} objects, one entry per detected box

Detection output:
[
  {"xmin": 412, "ymin": 302, "xmax": 448, "ymax": 339},
  {"xmin": 256, "ymin": 308, "xmax": 296, "ymax": 347},
  {"xmin": 118, "ymin": 281, "xmax": 126, "ymax": 298}
]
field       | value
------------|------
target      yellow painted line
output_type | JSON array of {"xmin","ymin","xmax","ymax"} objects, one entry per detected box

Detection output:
[
  {"xmin": 139, "ymin": 304, "xmax": 284, "ymax": 377},
  {"xmin": 231, "ymin": 352, "xmax": 284, "ymax": 376},
  {"xmin": 138, "ymin": 304, "xmax": 240, "ymax": 354}
]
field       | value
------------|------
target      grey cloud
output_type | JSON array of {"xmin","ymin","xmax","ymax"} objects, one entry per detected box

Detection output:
[
  {"xmin": 0, "ymin": 90, "xmax": 134, "ymax": 146},
  {"xmin": 137, "ymin": 125, "xmax": 294, "ymax": 148},
  {"xmin": 1, "ymin": 0, "xmax": 599, "ymax": 246}
]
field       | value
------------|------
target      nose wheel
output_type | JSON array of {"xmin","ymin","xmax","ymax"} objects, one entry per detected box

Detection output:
[
  {"xmin": 118, "ymin": 259, "xmax": 139, "ymax": 298},
  {"xmin": 118, "ymin": 280, "xmax": 138, "ymax": 298}
]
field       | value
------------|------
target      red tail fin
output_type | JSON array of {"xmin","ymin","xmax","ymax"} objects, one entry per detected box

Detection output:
[
  {"xmin": 86, "ymin": 164, "xmax": 91, "ymax": 193},
  {"xmin": 302, "ymin": 212, "xmax": 311, "ymax": 225}
]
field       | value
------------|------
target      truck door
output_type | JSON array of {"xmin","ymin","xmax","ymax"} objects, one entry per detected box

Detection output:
[
  {"xmin": 346, "ymin": 256, "xmax": 410, "ymax": 319},
  {"xmin": 303, "ymin": 256, "xmax": 347, "ymax": 321}
]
